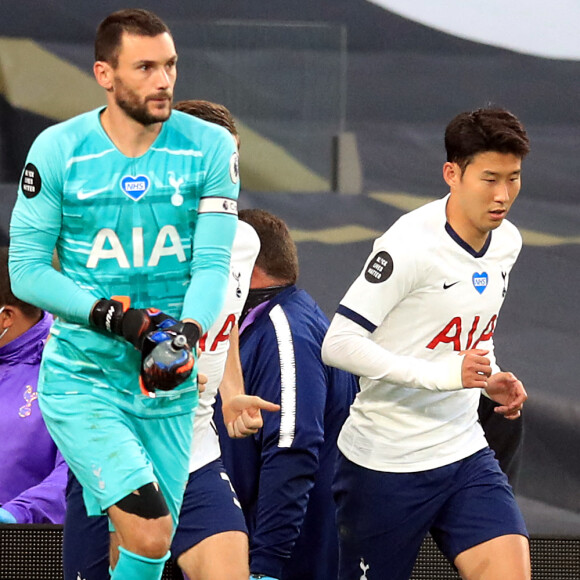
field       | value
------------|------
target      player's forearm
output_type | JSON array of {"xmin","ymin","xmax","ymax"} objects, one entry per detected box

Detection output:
[
  {"xmin": 9, "ymin": 228, "xmax": 96, "ymax": 324},
  {"xmin": 181, "ymin": 212, "xmax": 237, "ymax": 332},
  {"xmin": 322, "ymin": 313, "xmax": 464, "ymax": 391},
  {"xmin": 219, "ymin": 324, "xmax": 245, "ymax": 402}
]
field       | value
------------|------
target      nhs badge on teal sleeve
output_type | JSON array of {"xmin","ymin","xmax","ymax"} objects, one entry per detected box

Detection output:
[{"xmin": 121, "ymin": 175, "xmax": 150, "ymax": 201}]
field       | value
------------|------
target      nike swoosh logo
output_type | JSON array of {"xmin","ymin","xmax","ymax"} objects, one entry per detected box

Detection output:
[
  {"xmin": 77, "ymin": 186, "xmax": 109, "ymax": 200},
  {"xmin": 443, "ymin": 281, "xmax": 460, "ymax": 290}
]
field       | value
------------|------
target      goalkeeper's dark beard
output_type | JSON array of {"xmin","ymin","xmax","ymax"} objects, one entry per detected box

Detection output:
[{"xmin": 113, "ymin": 78, "xmax": 172, "ymax": 126}]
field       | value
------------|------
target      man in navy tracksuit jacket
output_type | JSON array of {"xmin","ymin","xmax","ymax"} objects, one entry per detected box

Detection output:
[{"xmin": 215, "ymin": 209, "xmax": 358, "ymax": 580}]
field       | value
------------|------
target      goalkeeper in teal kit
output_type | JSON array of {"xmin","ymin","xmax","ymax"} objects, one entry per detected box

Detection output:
[{"xmin": 8, "ymin": 9, "xmax": 239, "ymax": 580}]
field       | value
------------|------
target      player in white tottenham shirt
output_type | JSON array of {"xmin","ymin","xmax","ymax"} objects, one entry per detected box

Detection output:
[
  {"xmin": 323, "ymin": 108, "xmax": 531, "ymax": 580},
  {"xmin": 150, "ymin": 101, "xmax": 279, "ymax": 580},
  {"xmin": 174, "ymin": 218, "xmax": 279, "ymax": 580},
  {"xmin": 189, "ymin": 220, "xmax": 261, "ymax": 473}
]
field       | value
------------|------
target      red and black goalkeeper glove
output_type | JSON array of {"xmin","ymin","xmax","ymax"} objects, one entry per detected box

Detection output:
[
  {"xmin": 90, "ymin": 298, "xmax": 177, "ymax": 350},
  {"xmin": 90, "ymin": 299, "xmax": 200, "ymax": 396},
  {"xmin": 140, "ymin": 321, "xmax": 201, "ymax": 396}
]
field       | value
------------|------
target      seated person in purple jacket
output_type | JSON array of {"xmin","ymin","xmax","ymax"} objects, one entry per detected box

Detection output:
[{"xmin": 0, "ymin": 246, "xmax": 67, "ymax": 524}]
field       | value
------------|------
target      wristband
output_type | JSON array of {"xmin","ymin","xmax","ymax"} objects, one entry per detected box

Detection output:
[{"xmin": 90, "ymin": 298, "xmax": 125, "ymax": 334}]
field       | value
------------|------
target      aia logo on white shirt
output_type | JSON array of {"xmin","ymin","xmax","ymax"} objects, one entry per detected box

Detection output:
[{"xmin": 427, "ymin": 315, "xmax": 497, "ymax": 351}]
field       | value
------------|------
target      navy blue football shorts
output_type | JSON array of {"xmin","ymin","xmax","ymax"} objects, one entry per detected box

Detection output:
[
  {"xmin": 63, "ymin": 459, "xmax": 247, "ymax": 579},
  {"xmin": 333, "ymin": 447, "xmax": 528, "ymax": 580},
  {"xmin": 171, "ymin": 458, "xmax": 248, "ymax": 560}
]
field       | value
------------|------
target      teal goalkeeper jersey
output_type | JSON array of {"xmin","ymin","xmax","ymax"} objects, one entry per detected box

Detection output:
[{"xmin": 9, "ymin": 108, "xmax": 239, "ymax": 412}]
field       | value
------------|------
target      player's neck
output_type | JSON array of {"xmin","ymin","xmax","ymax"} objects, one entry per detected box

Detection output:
[
  {"xmin": 446, "ymin": 197, "xmax": 489, "ymax": 252},
  {"xmin": 100, "ymin": 107, "xmax": 163, "ymax": 158},
  {"xmin": 447, "ymin": 218, "xmax": 489, "ymax": 252}
]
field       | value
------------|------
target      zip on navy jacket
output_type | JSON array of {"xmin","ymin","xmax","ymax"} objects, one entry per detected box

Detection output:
[{"xmin": 215, "ymin": 285, "xmax": 358, "ymax": 580}]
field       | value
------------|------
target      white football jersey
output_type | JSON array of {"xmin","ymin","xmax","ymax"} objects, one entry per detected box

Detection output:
[
  {"xmin": 189, "ymin": 220, "xmax": 260, "ymax": 472},
  {"xmin": 323, "ymin": 195, "xmax": 522, "ymax": 472}
]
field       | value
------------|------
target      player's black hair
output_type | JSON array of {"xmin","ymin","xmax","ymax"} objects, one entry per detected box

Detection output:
[
  {"xmin": 0, "ymin": 246, "xmax": 43, "ymax": 319},
  {"xmin": 445, "ymin": 107, "xmax": 530, "ymax": 174},
  {"xmin": 95, "ymin": 9, "xmax": 171, "ymax": 67},
  {"xmin": 239, "ymin": 209, "xmax": 299, "ymax": 284},
  {"xmin": 174, "ymin": 100, "xmax": 239, "ymax": 146}
]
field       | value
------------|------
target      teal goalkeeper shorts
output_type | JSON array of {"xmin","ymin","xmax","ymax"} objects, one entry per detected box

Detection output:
[{"xmin": 39, "ymin": 391, "xmax": 196, "ymax": 525}]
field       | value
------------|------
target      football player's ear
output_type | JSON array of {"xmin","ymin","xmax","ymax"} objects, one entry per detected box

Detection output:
[
  {"xmin": 94, "ymin": 61, "xmax": 114, "ymax": 92},
  {"xmin": 443, "ymin": 162, "xmax": 460, "ymax": 188}
]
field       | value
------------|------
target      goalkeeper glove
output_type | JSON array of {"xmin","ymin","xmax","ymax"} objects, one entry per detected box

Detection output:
[
  {"xmin": 140, "ymin": 321, "xmax": 201, "ymax": 396},
  {"xmin": 90, "ymin": 298, "xmax": 175, "ymax": 350}
]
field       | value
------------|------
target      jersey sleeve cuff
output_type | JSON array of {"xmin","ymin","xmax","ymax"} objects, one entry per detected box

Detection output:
[{"xmin": 430, "ymin": 353, "xmax": 464, "ymax": 391}]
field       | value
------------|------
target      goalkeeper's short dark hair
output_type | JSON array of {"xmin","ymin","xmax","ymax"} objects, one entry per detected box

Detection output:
[
  {"xmin": 238, "ymin": 209, "xmax": 298, "ymax": 285},
  {"xmin": 0, "ymin": 246, "xmax": 43, "ymax": 319},
  {"xmin": 95, "ymin": 9, "xmax": 171, "ymax": 67},
  {"xmin": 174, "ymin": 100, "xmax": 239, "ymax": 148}
]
